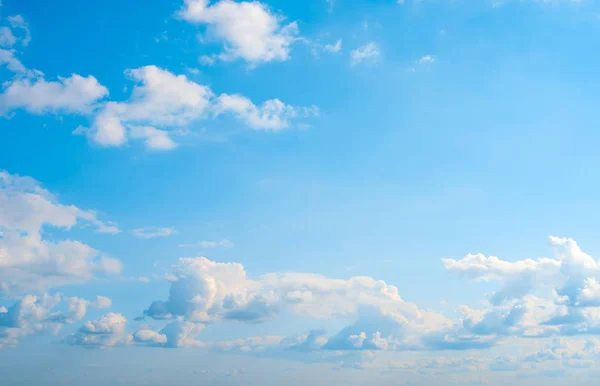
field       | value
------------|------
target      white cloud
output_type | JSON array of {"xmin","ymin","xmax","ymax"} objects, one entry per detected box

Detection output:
[
  {"xmin": 0, "ymin": 294, "xmax": 110, "ymax": 349},
  {"xmin": 83, "ymin": 65, "xmax": 212, "ymax": 147},
  {"xmin": 179, "ymin": 239, "xmax": 234, "ymax": 248},
  {"xmin": 129, "ymin": 126, "xmax": 178, "ymax": 150},
  {"xmin": 81, "ymin": 66, "xmax": 318, "ymax": 147},
  {"xmin": 7, "ymin": 15, "xmax": 31, "ymax": 46},
  {"xmin": 131, "ymin": 226, "xmax": 176, "ymax": 239},
  {"xmin": 132, "ymin": 328, "xmax": 168, "ymax": 345},
  {"xmin": 0, "ymin": 74, "xmax": 109, "ymax": 115},
  {"xmin": 440, "ymin": 237, "xmax": 600, "ymax": 346},
  {"xmin": 350, "ymin": 42, "xmax": 380, "ymax": 66},
  {"xmin": 216, "ymin": 94, "xmax": 319, "ymax": 131},
  {"xmin": 140, "ymin": 256, "xmax": 451, "ymax": 350},
  {"xmin": 65, "ymin": 313, "xmax": 132, "ymax": 348},
  {"xmin": 0, "ymin": 48, "xmax": 25, "ymax": 73},
  {"xmin": 180, "ymin": 0, "xmax": 299, "ymax": 65},
  {"xmin": 324, "ymin": 39, "xmax": 342, "ymax": 53},
  {"xmin": 201, "ymin": 239, "xmax": 233, "ymax": 248},
  {"xmin": 417, "ymin": 55, "xmax": 436, "ymax": 64},
  {"xmin": 0, "ymin": 27, "xmax": 16, "ymax": 47},
  {"xmin": 0, "ymin": 171, "xmax": 121, "ymax": 294}
]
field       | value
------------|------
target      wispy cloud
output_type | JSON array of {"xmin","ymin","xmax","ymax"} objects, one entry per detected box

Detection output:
[
  {"xmin": 131, "ymin": 226, "xmax": 176, "ymax": 239},
  {"xmin": 350, "ymin": 42, "xmax": 380, "ymax": 66},
  {"xmin": 178, "ymin": 239, "xmax": 234, "ymax": 248}
]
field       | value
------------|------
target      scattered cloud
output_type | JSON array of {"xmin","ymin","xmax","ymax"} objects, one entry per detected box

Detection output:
[
  {"xmin": 0, "ymin": 171, "xmax": 121, "ymax": 294},
  {"xmin": 216, "ymin": 94, "xmax": 319, "ymax": 131},
  {"xmin": 77, "ymin": 66, "xmax": 318, "ymax": 148},
  {"xmin": 7, "ymin": 15, "xmax": 31, "ymax": 46},
  {"xmin": 417, "ymin": 55, "xmax": 436, "ymax": 65},
  {"xmin": 137, "ymin": 256, "xmax": 450, "ymax": 349},
  {"xmin": 323, "ymin": 39, "xmax": 342, "ymax": 53},
  {"xmin": 0, "ymin": 74, "xmax": 109, "ymax": 116},
  {"xmin": 441, "ymin": 237, "xmax": 600, "ymax": 345},
  {"xmin": 350, "ymin": 42, "xmax": 380, "ymax": 66},
  {"xmin": 179, "ymin": 239, "xmax": 234, "ymax": 248},
  {"xmin": 179, "ymin": 0, "xmax": 299, "ymax": 65},
  {"xmin": 0, "ymin": 294, "xmax": 111, "ymax": 348},
  {"xmin": 65, "ymin": 313, "xmax": 132, "ymax": 348},
  {"xmin": 131, "ymin": 227, "xmax": 176, "ymax": 239},
  {"xmin": 0, "ymin": 27, "xmax": 16, "ymax": 47},
  {"xmin": 0, "ymin": 48, "xmax": 26, "ymax": 73}
]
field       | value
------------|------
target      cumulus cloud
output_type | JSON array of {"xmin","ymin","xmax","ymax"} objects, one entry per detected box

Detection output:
[
  {"xmin": 65, "ymin": 313, "xmax": 132, "ymax": 348},
  {"xmin": 0, "ymin": 74, "xmax": 109, "ymax": 115},
  {"xmin": 0, "ymin": 294, "xmax": 110, "ymax": 349},
  {"xmin": 131, "ymin": 226, "xmax": 176, "ymax": 239},
  {"xmin": 77, "ymin": 66, "xmax": 317, "ymax": 147},
  {"xmin": 216, "ymin": 94, "xmax": 319, "ymax": 131},
  {"xmin": 138, "ymin": 256, "xmax": 450, "ymax": 349},
  {"xmin": 440, "ymin": 237, "xmax": 600, "ymax": 346},
  {"xmin": 0, "ymin": 16, "xmax": 317, "ymax": 148},
  {"xmin": 350, "ymin": 42, "xmax": 380, "ymax": 66},
  {"xmin": 129, "ymin": 126, "xmax": 177, "ymax": 150},
  {"xmin": 0, "ymin": 171, "xmax": 121, "ymax": 294},
  {"xmin": 179, "ymin": 0, "xmax": 299, "ymax": 65}
]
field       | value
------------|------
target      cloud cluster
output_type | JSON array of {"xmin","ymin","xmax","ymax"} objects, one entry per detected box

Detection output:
[
  {"xmin": 135, "ymin": 256, "xmax": 450, "ymax": 349},
  {"xmin": 76, "ymin": 66, "xmax": 318, "ymax": 148},
  {"xmin": 0, "ymin": 171, "xmax": 121, "ymax": 294},
  {"xmin": 0, "ymin": 14, "xmax": 29, "ymax": 73},
  {"xmin": 440, "ymin": 237, "xmax": 600, "ymax": 347},
  {"xmin": 0, "ymin": 294, "xmax": 111, "ymax": 349},
  {"xmin": 65, "ymin": 312, "xmax": 132, "ymax": 348},
  {"xmin": 0, "ymin": 11, "xmax": 318, "ymax": 151},
  {"xmin": 180, "ymin": 0, "xmax": 299, "ymax": 65}
]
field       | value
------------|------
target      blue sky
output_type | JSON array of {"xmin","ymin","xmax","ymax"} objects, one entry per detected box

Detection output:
[{"xmin": 3, "ymin": 0, "xmax": 600, "ymax": 384}]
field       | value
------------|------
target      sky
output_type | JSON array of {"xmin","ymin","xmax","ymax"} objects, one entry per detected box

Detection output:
[{"xmin": 2, "ymin": 0, "xmax": 600, "ymax": 384}]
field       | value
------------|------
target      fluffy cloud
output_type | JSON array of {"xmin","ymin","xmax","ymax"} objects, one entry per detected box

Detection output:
[
  {"xmin": 350, "ymin": 42, "xmax": 380, "ymax": 66},
  {"xmin": 441, "ymin": 237, "xmax": 600, "ymax": 345},
  {"xmin": 129, "ymin": 126, "xmax": 177, "ymax": 150},
  {"xmin": 81, "ymin": 65, "xmax": 209, "ymax": 146},
  {"xmin": 65, "ymin": 313, "xmax": 132, "ymax": 348},
  {"xmin": 0, "ymin": 171, "xmax": 121, "ymax": 294},
  {"xmin": 138, "ymin": 256, "xmax": 451, "ymax": 349},
  {"xmin": 0, "ymin": 294, "xmax": 111, "ymax": 349},
  {"xmin": 180, "ymin": 0, "xmax": 299, "ymax": 65},
  {"xmin": 0, "ymin": 17, "xmax": 317, "ymax": 148},
  {"xmin": 0, "ymin": 74, "xmax": 109, "ymax": 115},
  {"xmin": 80, "ymin": 66, "xmax": 318, "ymax": 147},
  {"xmin": 131, "ymin": 226, "xmax": 176, "ymax": 239},
  {"xmin": 216, "ymin": 94, "xmax": 319, "ymax": 131}
]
